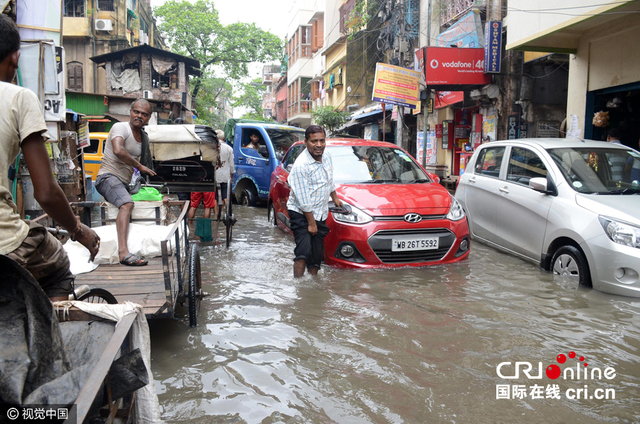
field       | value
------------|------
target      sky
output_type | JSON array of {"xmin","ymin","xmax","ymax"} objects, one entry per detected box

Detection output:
[
  {"xmin": 149, "ymin": 0, "xmax": 295, "ymax": 117},
  {"xmin": 149, "ymin": 0, "xmax": 294, "ymax": 40}
]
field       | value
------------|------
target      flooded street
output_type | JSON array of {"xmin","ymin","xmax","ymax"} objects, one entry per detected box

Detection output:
[{"xmin": 150, "ymin": 206, "xmax": 640, "ymax": 423}]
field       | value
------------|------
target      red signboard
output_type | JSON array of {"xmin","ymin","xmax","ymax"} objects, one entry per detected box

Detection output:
[
  {"xmin": 435, "ymin": 124, "xmax": 443, "ymax": 138},
  {"xmin": 423, "ymin": 47, "xmax": 491, "ymax": 86},
  {"xmin": 435, "ymin": 91, "xmax": 464, "ymax": 109}
]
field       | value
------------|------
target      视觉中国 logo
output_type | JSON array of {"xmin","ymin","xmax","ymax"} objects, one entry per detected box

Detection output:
[{"xmin": 495, "ymin": 351, "xmax": 617, "ymax": 401}]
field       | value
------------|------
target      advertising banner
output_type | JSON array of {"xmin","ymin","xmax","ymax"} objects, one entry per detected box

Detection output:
[
  {"xmin": 435, "ymin": 91, "xmax": 464, "ymax": 109},
  {"xmin": 426, "ymin": 130, "xmax": 437, "ymax": 165},
  {"xmin": 77, "ymin": 121, "xmax": 90, "ymax": 149},
  {"xmin": 423, "ymin": 47, "xmax": 491, "ymax": 86},
  {"xmin": 372, "ymin": 63, "xmax": 421, "ymax": 109},
  {"xmin": 436, "ymin": 11, "xmax": 484, "ymax": 48},
  {"xmin": 484, "ymin": 21, "xmax": 502, "ymax": 73},
  {"xmin": 417, "ymin": 130, "xmax": 437, "ymax": 166}
]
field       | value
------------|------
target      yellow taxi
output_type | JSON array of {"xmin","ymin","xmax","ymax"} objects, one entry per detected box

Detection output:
[{"xmin": 84, "ymin": 132, "xmax": 108, "ymax": 181}]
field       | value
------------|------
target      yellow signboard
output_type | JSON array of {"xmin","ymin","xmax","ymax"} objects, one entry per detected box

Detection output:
[{"xmin": 372, "ymin": 63, "xmax": 420, "ymax": 109}]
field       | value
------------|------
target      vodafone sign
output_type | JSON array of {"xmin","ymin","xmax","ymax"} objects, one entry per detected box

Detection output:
[{"xmin": 423, "ymin": 47, "xmax": 491, "ymax": 86}]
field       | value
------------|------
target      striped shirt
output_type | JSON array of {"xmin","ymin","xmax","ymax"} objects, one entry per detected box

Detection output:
[{"xmin": 287, "ymin": 147, "xmax": 335, "ymax": 221}]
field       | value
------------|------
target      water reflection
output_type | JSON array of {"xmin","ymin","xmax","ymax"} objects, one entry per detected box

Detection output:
[{"xmin": 151, "ymin": 206, "xmax": 640, "ymax": 423}]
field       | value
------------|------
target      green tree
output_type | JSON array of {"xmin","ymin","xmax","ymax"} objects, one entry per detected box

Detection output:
[
  {"xmin": 192, "ymin": 73, "xmax": 232, "ymax": 129},
  {"xmin": 233, "ymin": 78, "xmax": 266, "ymax": 119},
  {"xmin": 312, "ymin": 106, "xmax": 351, "ymax": 135},
  {"xmin": 153, "ymin": 0, "xmax": 282, "ymax": 98}
]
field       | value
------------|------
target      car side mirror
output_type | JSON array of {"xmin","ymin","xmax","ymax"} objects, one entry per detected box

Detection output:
[
  {"xmin": 529, "ymin": 177, "xmax": 548, "ymax": 192},
  {"xmin": 286, "ymin": 164, "xmax": 293, "ymax": 173},
  {"xmin": 258, "ymin": 145, "xmax": 268, "ymax": 157}
]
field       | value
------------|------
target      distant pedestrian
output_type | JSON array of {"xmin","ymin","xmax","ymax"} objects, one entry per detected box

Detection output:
[
  {"xmin": 215, "ymin": 129, "xmax": 235, "ymax": 211},
  {"xmin": 286, "ymin": 125, "xmax": 342, "ymax": 278},
  {"xmin": 607, "ymin": 128, "xmax": 626, "ymax": 181},
  {"xmin": 625, "ymin": 137, "xmax": 640, "ymax": 183},
  {"xmin": 607, "ymin": 128, "xmax": 622, "ymax": 144},
  {"xmin": 187, "ymin": 191, "xmax": 216, "ymax": 221}
]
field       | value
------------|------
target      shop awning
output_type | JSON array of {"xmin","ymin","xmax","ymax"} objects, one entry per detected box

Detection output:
[
  {"xmin": 105, "ymin": 113, "xmax": 131, "ymax": 122},
  {"xmin": 505, "ymin": 1, "xmax": 640, "ymax": 53},
  {"xmin": 353, "ymin": 104, "xmax": 392, "ymax": 121}
]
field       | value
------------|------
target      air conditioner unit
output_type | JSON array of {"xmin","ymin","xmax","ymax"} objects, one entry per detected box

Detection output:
[
  {"xmin": 142, "ymin": 90, "xmax": 153, "ymax": 99},
  {"xmin": 95, "ymin": 19, "xmax": 113, "ymax": 31}
]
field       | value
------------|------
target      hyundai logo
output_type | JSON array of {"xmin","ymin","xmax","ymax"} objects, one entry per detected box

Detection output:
[{"xmin": 404, "ymin": 213, "xmax": 422, "ymax": 223}]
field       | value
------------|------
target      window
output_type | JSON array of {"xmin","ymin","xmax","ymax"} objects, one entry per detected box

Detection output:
[
  {"xmin": 64, "ymin": 0, "xmax": 85, "ymax": 17},
  {"xmin": 474, "ymin": 146, "xmax": 505, "ymax": 178},
  {"xmin": 282, "ymin": 145, "xmax": 305, "ymax": 171},
  {"xmin": 97, "ymin": 0, "xmax": 115, "ymax": 11},
  {"xmin": 311, "ymin": 81, "xmax": 320, "ymax": 101},
  {"xmin": 507, "ymin": 147, "xmax": 547, "ymax": 186},
  {"xmin": 84, "ymin": 138, "xmax": 100, "ymax": 154},
  {"xmin": 311, "ymin": 16, "xmax": 324, "ymax": 53},
  {"xmin": 67, "ymin": 62, "xmax": 83, "ymax": 92}
]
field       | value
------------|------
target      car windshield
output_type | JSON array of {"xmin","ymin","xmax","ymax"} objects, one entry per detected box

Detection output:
[
  {"xmin": 266, "ymin": 129, "xmax": 306, "ymax": 161},
  {"xmin": 548, "ymin": 147, "xmax": 640, "ymax": 194},
  {"xmin": 329, "ymin": 145, "xmax": 430, "ymax": 184}
]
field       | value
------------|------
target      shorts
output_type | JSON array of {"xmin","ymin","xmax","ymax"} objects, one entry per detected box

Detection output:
[
  {"xmin": 6, "ymin": 221, "xmax": 74, "ymax": 298},
  {"xmin": 95, "ymin": 173, "xmax": 133, "ymax": 208},
  {"xmin": 219, "ymin": 182, "xmax": 228, "ymax": 201},
  {"xmin": 288, "ymin": 210, "xmax": 330, "ymax": 270},
  {"xmin": 190, "ymin": 192, "xmax": 216, "ymax": 209}
]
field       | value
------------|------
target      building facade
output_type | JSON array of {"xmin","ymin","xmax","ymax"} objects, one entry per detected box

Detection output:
[
  {"xmin": 63, "ymin": 0, "xmax": 165, "ymax": 94},
  {"xmin": 506, "ymin": 0, "xmax": 640, "ymax": 144}
]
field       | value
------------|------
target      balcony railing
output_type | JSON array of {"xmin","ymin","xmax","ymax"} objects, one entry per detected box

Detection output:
[
  {"xmin": 440, "ymin": 0, "xmax": 484, "ymax": 26},
  {"xmin": 288, "ymin": 99, "xmax": 312, "ymax": 118}
]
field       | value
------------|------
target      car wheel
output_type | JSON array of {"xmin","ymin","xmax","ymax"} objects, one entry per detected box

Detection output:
[
  {"xmin": 241, "ymin": 187, "xmax": 257, "ymax": 207},
  {"xmin": 268, "ymin": 203, "xmax": 278, "ymax": 226},
  {"xmin": 551, "ymin": 245, "xmax": 591, "ymax": 287}
]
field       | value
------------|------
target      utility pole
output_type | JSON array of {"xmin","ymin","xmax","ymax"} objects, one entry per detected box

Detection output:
[
  {"xmin": 395, "ymin": 0, "xmax": 408, "ymax": 150},
  {"xmin": 422, "ymin": 0, "xmax": 432, "ymax": 167}
]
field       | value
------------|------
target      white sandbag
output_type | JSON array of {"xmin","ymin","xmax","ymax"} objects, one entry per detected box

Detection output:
[
  {"xmin": 64, "ymin": 223, "xmax": 180, "ymax": 272},
  {"xmin": 63, "ymin": 240, "xmax": 99, "ymax": 275},
  {"xmin": 106, "ymin": 201, "xmax": 167, "ymax": 225}
]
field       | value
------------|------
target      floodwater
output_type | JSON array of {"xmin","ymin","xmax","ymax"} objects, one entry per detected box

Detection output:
[{"xmin": 150, "ymin": 206, "xmax": 640, "ymax": 424}]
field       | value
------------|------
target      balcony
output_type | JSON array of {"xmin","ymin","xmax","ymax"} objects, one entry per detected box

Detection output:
[{"xmin": 287, "ymin": 99, "xmax": 312, "ymax": 125}]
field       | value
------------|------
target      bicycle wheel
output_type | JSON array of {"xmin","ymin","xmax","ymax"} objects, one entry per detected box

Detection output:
[
  {"xmin": 77, "ymin": 288, "xmax": 118, "ymax": 304},
  {"xmin": 188, "ymin": 242, "xmax": 202, "ymax": 327},
  {"xmin": 213, "ymin": 185, "xmax": 222, "ymax": 246},
  {"xmin": 225, "ymin": 181, "xmax": 233, "ymax": 248}
]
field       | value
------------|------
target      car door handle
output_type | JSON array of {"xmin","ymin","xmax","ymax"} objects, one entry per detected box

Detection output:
[
  {"xmin": 238, "ymin": 157, "xmax": 244, "ymax": 161},
  {"xmin": 468, "ymin": 177, "xmax": 476, "ymax": 184},
  {"xmin": 499, "ymin": 186, "xmax": 509, "ymax": 194}
]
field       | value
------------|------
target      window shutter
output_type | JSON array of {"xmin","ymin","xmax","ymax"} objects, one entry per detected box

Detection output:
[{"xmin": 67, "ymin": 62, "xmax": 83, "ymax": 92}]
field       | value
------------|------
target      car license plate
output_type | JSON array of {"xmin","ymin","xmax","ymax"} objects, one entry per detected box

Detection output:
[{"xmin": 392, "ymin": 237, "xmax": 439, "ymax": 252}]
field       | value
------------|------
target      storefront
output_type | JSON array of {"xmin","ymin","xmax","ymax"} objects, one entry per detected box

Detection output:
[{"xmin": 505, "ymin": 1, "xmax": 640, "ymax": 144}]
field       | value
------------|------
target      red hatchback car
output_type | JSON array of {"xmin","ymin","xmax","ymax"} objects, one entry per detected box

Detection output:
[{"xmin": 268, "ymin": 138, "xmax": 470, "ymax": 268}]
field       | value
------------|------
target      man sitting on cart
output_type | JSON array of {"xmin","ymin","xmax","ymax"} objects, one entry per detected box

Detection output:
[
  {"xmin": 95, "ymin": 99, "xmax": 156, "ymax": 266},
  {"xmin": 0, "ymin": 14, "xmax": 100, "ymax": 299}
]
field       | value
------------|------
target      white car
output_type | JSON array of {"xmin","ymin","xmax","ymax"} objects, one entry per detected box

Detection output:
[{"xmin": 455, "ymin": 138, "xmax": 640, "ymax": 297}]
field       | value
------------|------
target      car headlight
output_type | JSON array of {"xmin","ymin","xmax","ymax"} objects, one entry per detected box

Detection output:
[
  {"xmin": 599, "ymin": 216, "xmax": 640, "ymax": 248},
  {"xmin": 332, "ymin": 201, "xmax": 373, "ymax": 224},
  {"xmin": 446, "ymin": 196, "xmax": 465, "ymax": 221}
]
